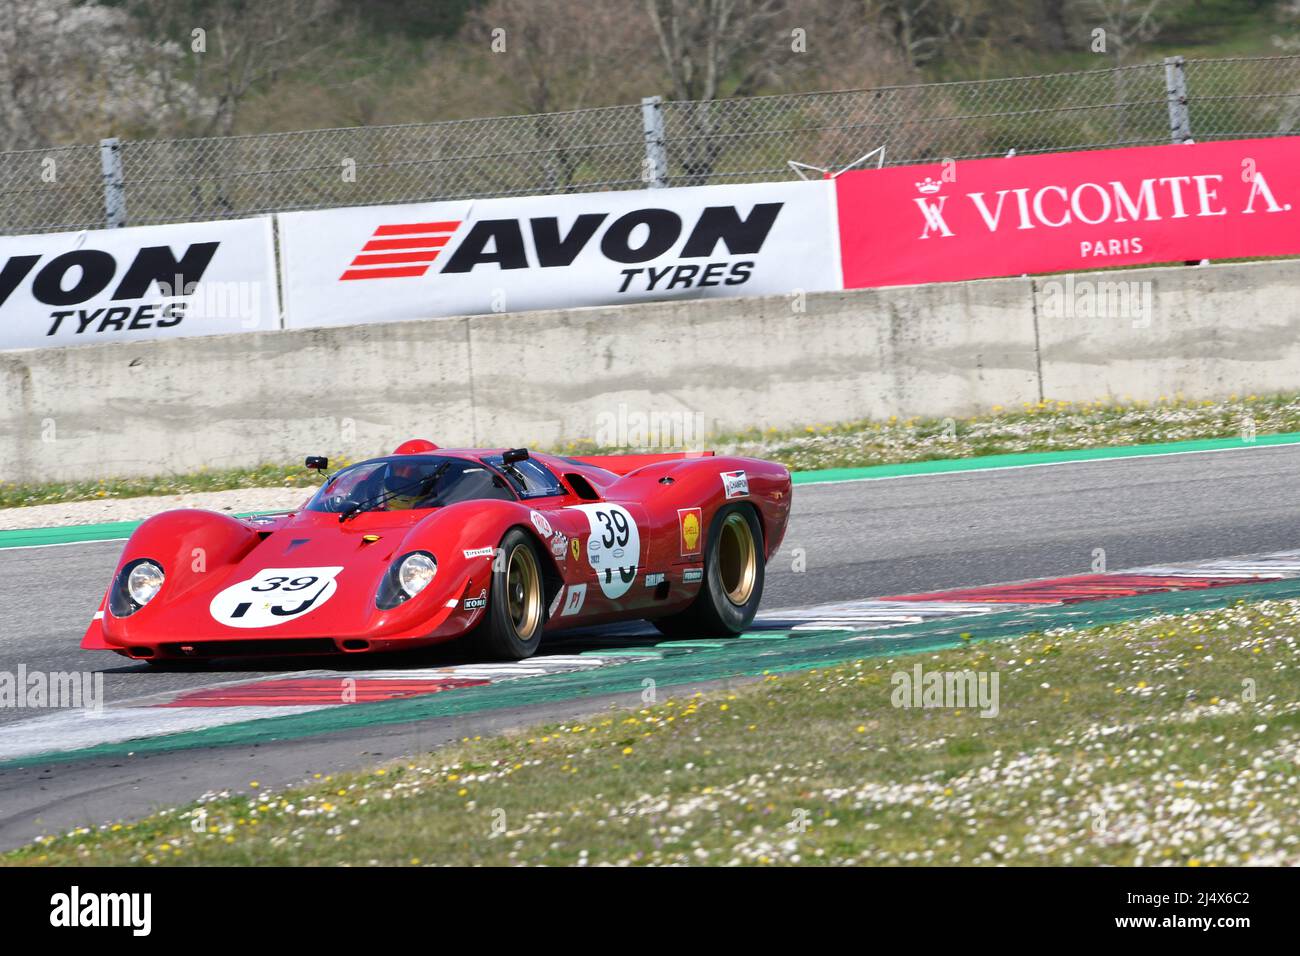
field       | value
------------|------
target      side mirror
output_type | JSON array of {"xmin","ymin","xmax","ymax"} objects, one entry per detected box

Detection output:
[
  {"xmin": 305, "ymin": 456, "xmax": 329, "ymax": 472},
  {"xmin": 502, "ymin": 447, "xmax": 530, "ymax": 466}
]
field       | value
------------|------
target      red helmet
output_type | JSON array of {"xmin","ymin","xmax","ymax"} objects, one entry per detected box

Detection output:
[{"xmin": 393, "ymin": 438, "xmax": 438, "ymax": 455}]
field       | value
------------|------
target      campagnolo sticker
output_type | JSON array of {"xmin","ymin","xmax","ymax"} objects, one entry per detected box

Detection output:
[
  {"xmin": 209, "ymin": 566, "xmax": 344, "ymax": 629},
  {"xmin": 683, "ymin": 567, "xmax": 704, "ymax": 583},
  {"xmin": 568, "ymin": 503, "xmax": 641, "ymax": 599},
  {"xmin": 721, "ymin": 470, "xmax": 749, "ymax": 499},
  {"xmin": 462, "ymin": 589, "xmax": 488, "ymax": 610}
]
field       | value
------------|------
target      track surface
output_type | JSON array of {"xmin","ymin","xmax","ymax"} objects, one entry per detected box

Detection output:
[
  {"xmin": 4, "ymin": 442, "xmax": 1300, "ymax": 723},
  {"xmin": 3, "ymin": 443, "xmax": 1300, "ymax": 849}
]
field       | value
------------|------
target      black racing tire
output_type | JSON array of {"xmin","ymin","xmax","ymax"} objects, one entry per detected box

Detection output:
[
  {"xmin": 470, "ymin": 527, "xmax": 546, "ymax": 660},
  {"xmin": 653, "ymin": 503, "xmax": 765, "ymax": 639}
]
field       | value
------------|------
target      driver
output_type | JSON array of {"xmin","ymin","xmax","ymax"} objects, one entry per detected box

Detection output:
[{"xmin": 383, "ymin": 462, "xmax": 426, "ymax": 510}]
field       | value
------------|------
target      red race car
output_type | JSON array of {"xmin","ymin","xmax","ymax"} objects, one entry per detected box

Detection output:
[{"xmin": 82, "ymin": 440, "xmax": 792, "ymax": 662}]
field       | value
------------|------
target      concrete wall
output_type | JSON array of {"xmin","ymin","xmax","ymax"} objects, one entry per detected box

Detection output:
[{"xmin": 2, "ymin": 258, "xmax": 1298, "ymax": 483}]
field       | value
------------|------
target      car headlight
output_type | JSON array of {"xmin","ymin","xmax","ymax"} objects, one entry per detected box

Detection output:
[
  {"xmin": 398, "ymin": 552, "xmax": 437, "ymax": 597},
  {"xmin": 127, "ymin": 560, "xmax": 165, "ymax": 606}
]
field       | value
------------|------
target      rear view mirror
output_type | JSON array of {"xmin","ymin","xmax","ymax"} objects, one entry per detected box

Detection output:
[
  {"xmin": 305, "ymin": 456, "xmax": 329, "ymax": 472},
  {"xmin": 502, "ymin": 448, "xmax": 530, "ymax": 466}
]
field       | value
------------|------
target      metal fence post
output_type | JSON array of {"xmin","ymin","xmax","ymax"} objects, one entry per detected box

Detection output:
[
  {"xmin": 1164, "ymin": 56, "xmax": 1191, "ymax": 143},
  {"xmin": 99, "ymin": 138, "xmax": 127, "ymax": 228},
  {"xmin": 641, "ymin": 96, "xmax": 667, "ymax": 188}
]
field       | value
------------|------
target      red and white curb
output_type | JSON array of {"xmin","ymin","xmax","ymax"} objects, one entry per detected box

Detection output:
[
  {"xmin": 0, "ymin": 654, "xmax": 652, "ymax": 764},
  {"xmin": 6, "ymin": 550, "xmax": 1300, "ymax": 764}
]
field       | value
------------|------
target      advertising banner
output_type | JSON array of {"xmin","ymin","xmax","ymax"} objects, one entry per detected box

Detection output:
[
  {"xmin": 0, "ymin": 217, "xmax": 280, "ymax": 350},
  {"xmin": 836, "ymin": 137, "xmax": 1300, "ymax": 288},
  {"xmin": 278, "ymin": 180, "xmax": 840, "ymax": 328}
]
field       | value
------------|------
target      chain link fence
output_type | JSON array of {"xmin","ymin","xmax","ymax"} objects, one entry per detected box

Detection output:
[{"xmin": 3, "ymin": 54, "xmax": 1298, "ymax": 235}]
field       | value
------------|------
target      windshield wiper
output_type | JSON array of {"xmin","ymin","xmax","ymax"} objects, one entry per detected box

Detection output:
[{"xmin": 339, "ymin": 461, "xmax": 451, "ymax": 523}]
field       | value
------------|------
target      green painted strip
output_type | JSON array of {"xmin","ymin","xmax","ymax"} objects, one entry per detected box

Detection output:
[
  {"xmin": 0, "ymin": 511, "xmax": 289, "ymax": 550},
  {"xmin": 10, "ymin": 575, "xmax": 1298, "ymax": 770},
  {"xmin": 791, "ymin": 431, "xmax": 1300, "ymax": 484}
]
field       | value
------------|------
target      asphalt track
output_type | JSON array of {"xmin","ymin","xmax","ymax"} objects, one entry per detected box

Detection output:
[{"xmin": 3, "ymin": 441, "xmax": 1300, "ymax": 848}]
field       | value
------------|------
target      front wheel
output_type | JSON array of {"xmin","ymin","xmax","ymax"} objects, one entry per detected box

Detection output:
[
  {"xmin": 470, "ymin": 528, "xmax": 545, "ymax": 660},
  {"xmin": 654, "ymin": 503, "xmax": 765, "ymax": 638}
]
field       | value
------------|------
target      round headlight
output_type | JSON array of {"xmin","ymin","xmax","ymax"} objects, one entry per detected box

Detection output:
[
  {"xmin": 127, "ymin": 561, "xmax": 165, "ymax": 606},
  {"xmin": 397, "ymin": 553, "xmax": 437, "ymax": 597}
]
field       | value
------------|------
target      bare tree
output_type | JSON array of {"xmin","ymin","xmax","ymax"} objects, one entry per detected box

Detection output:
[
  {"xmin": 0, "ymin": 0, "xmax": 198, "ymax": 148},
  {"xmin": 1090, "ymin": 0, "xmax": 1164, "ymax": 67},
  {"xmin": 469, "ymin": 0, "xmax": 649, "ymax": 114},
  {"xmin": 642, "ymin": 0, "xmax": 790, "ymax": 102},
  {"xmin": 128, "ymin": 0, "xmax": 351, "ymax": 136}
]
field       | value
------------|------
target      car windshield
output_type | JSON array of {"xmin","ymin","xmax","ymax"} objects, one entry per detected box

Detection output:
[{"xmin": 305, "ymin": 455, "xmax": 516, "ymax": 515}]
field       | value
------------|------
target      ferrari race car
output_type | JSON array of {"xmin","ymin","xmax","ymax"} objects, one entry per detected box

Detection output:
[{"xmin": 82, "ymin": 440, "xmax": 792, "ymax": 662}]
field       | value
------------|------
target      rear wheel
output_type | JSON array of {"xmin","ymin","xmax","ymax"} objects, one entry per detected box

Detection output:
[
  {"xmin": 471, "ymin": 528, "xmax": 545, "ymax": 660},
  {"xmin": 654, "ymin": 503, "xmax": 764, "ymax": 638}
]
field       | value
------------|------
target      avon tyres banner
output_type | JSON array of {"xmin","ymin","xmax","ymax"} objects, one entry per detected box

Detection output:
[
  {"xmin": 278, "ymin": 180, "xmax": 840, "ymax": 328},
  {"xmin": 0, "ymin": 217, "xmax": 280, "ymax": 350},
  {"xmin": 836, "ymin": 137, "xmax": 1300, "ymax": 288}
]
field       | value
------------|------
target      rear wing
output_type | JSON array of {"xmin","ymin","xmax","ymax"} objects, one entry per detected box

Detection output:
[{"xmin": 568, "ymin": 451, "xmax": 714, "ymax": 477}]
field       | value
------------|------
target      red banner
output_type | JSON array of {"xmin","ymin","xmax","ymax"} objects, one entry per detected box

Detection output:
[{"xmin": 836, "ymin": 137, "xmax": 1300, "ymax": 288}]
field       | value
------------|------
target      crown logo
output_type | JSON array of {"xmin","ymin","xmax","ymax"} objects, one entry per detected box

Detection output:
[{"xmin": 915, "ymin": 177, "xmax": 942, "ymax": 194}]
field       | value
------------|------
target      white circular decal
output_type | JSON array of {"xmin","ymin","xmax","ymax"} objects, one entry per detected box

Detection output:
[
  {"xmin": 209, "ymin": 566, "xmax": 344, "ymax": 629},
  {"xmin": 570, "ymin": 504, "xmax": 641, "ymax": 599}
]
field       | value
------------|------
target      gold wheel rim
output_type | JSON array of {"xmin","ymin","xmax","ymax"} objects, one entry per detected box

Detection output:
[
  {"xmin": 718, "ymin": 512, "xmax": 757, "ymax": 606},
  {"xmin": 506, "ymin": 544, "xmax": 541, "ymax": 636}
]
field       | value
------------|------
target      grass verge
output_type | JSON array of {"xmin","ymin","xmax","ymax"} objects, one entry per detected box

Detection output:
[
  {"xmin": 4, "ymin": 392, "xmax": 1298, "ymax": 510},
  {"xmin": 9, "ymin": 596, "xmax": 1298, "ymax": 866}
]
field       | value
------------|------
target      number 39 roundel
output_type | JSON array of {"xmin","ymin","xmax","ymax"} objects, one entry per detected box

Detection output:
[
  {"xmin": 569, "ymin": 504, "xmax": 641, "ymax": 599},
  {"xmin": 210, "ymin": 566, "xmax": 344, "ymax": 628}
]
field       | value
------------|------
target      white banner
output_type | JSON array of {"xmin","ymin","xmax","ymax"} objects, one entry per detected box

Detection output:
[
  {"xmin": 0, "ymin": 217, "xmax": 280, "ymax": 350},
  {"xmin": 279, "ymin": 180, "xmax": 840, "ymax": 328}
]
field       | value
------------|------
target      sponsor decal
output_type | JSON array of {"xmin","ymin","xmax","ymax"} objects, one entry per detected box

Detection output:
[
  {"xmin": 277, "ymin": 182, "xmax": 840, "ymax": 331},
  {"xmin": 678, "ymin": 507, "xmax": 702, "ymax": 555},
  {"xmin": 569, "ymin": 503, "xmax": 641, "ymax": 599},
  {"xmin": 548, "ymin": 587, "xmax": 565, "ymax": 618},
  {"xmin": 561, "ymin": 583, "xmax": 587, "ymax": 616},
  {"xmin": 462, "ymin": 589, "xmax": 488, "ymax": 611},
  {"xmin": 209, "ymin": 566, "xmax": 344, "ymax": 629},
  {"xmin": 530, "ymin": 510, "xmax": 554, "ymax": 537},
  {"xmin": 645, "ymin": 572, "xmax": 666, "ymax": 587},
  {"xmin": 463, "ymin": 547, "xmax": 495, "ymax": 559},
  {"xmin": 721, "ymin": 470, "xmax": 749, "ymax": 499},
  {"xmin": 683, "ymin": 566, "xmax": 704, "ymax": 583},
  {"xmin": 340, "ymin": 221, "xmax": 462, "ymax": 281},
  {"xmin": 570, "ymin": 537, "xmax": 581, "ymax": 561},
  {"xmin": 836, "ymin": 138, "xmax": 1300, "ymax": 288},
  {"xmin": 550, "ymin": 532, "xmax": 569, "ymax": 560}
]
